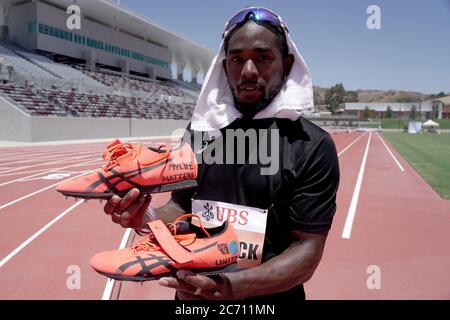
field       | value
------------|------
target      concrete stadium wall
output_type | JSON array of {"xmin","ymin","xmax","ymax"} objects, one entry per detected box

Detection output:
[
  {"xmin": 0, "ymin": 96, "xmax": 31, "ymax": 141},
  {"xmin": 0, "ymin": 102, "xmax": 188, "ymax": 142},
  {"xmin": 29, "ymin": 117, "xmax": 189, "ymax": 142},
  {"xmin": 30, "ymin": 116, "xmax": 130, "ymax": 141},
  {"xmin": 131, "ymin": 119, "xmax": 188, "ymax": 137}
]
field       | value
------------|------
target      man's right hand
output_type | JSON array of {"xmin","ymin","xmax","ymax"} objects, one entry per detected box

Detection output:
[{"xmin": 103, "ymin": 188, "xmax": 152, "ymax": 229}]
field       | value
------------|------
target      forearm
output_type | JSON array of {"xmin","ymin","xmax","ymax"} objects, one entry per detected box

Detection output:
[
  {"xmin": 225, "ymin": 232, "xmax": 327, "ymax": 299},
  {"xmin": 144, "ymin": 198, "xmax": 186, "ymax": 224}
]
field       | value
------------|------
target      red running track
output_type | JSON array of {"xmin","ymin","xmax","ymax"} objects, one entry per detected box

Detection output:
[{"xmin": 0, "ymin": 132, "xmax": 448, "ymax": 299}]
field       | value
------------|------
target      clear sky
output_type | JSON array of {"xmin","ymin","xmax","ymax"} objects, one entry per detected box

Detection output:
[{"xmin": 120, "ymin": 0, "xmax": 450, "ymax": 94}]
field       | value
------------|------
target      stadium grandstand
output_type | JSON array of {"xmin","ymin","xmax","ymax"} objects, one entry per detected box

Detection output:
[{"xmin": 0, "ymin": 0, "xmax": 213, "ymax": 141}]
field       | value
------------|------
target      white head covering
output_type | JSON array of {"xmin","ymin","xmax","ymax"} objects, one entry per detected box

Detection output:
[{"xmin": 190, "ymin": 11, "xmax": 314, "ymax": 132}]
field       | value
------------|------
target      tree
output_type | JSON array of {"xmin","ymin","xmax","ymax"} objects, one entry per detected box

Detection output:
[
  {"xmin": 313, "ymin": 89, "xmax": 322, "ymax": 107},
  {"xmin": 428, "ymin": 91, "xmax": 446, "ymax": 100},
  {"xmin": 345, "ymin": 90, "xmax": 358, "ymax": 102},
  {"xmin": 362, "ymin": 106, "xmax": 370, "ymax": 119},
  {"xmin": 325, "ymin": 83, "xmax": 346, "ymax": 113},
  {"xmin": 385, "ymin": 106, "xmax": 392, "ymax": 118},
  {"xmin": 409, "ymin": 105, "xmax": 417, "ymax": 120}
]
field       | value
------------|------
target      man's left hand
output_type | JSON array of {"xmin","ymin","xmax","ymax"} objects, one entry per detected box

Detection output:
[{"xmin": 159, "ymin": 270, "xmax": 233, "ymax": 300}]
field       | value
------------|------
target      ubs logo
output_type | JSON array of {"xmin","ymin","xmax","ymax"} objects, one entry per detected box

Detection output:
[
  {"xmin": 201, "ymin": 202, "xmax": 214, "ymax": 221},
  {"xmin": 216, "ymin": 206, "xmax": 248, "ymax": 225},
  {"xmin": 199, "ymin": 202, "xmax": 249, "ymax": 225}
]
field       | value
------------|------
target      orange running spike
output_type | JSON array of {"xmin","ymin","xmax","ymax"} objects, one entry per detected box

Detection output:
[
  {"xmin": 56, "ymin": 139, "xmax": 197, "ymax": 199},
  {"xmin": 89, "ymin": 214, "xmax": 240, "ymax": 281}
]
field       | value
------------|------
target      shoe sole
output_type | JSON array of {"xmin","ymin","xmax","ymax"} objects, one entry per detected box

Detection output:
[
  {"xmin": 95, "ymin": 262, "xmax": 241, "ymax": 282},
  {"xmin": 58, "ymin": 179, "xmax": 197, "ymax": 200}
]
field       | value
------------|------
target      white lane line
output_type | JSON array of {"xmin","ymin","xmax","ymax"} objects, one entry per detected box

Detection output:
[
  {"xmin": 0, "ymin": 150, "xmax": 75, "ymax": 161},
  {"xmin": 0, "ymin": 200, "xmax": 83, "ymax": 269},
  {"xmin": 0, "ymin": 149, "xmax": 95, "ymax": 165},
  {"xmin": 0, "ymin": 157, "xmax": 101, "ymax": 187},
  {"xmin": 0, "ymin": 148, "xmax": 96, "ymax": 165},
  {"xmin": 0, "ymin": 168, "xmax": 58, "ymax": 178},
  {"xmin": 101, "ymin": 228, "xmax": 133, "ymax": 300},
  {"xmin": 342, "ymin": 132, "xmax": 372, "ymax": 239},
  {"xmin": 0, "ymin": 170, "xmax": 93, "ymax": 210},
  {"xmin": 0, "ymin": 153, "xmax": 97, "ymax": 176},
  {"xmin": 377, "ymin": 133, "xmax": 405, "ymax": 172},
  {"xmin": 0, "ymin": 134, "xmax": 180, "ymax": 150},
  {"xmin": 338, "ymin": 133, "xmax": 366, "ymax": 157}
]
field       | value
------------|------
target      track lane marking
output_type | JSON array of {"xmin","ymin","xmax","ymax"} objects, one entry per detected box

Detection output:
[
  {"xmin": 0, "ymin": 147, "xmax": 95, "ymax": 161},
  {"xmin": 342, "ymin": 132, "xmax": 372, "ymax": 239},
  {"xmin": 0, "ymin": 149, "xmax": 95, "ymax": 167},
  {"xmin": 0, "ymin": 170, "xmax": 95, "ymax": 210},
  {"xmin": 0, "ymin": 200, "xmax": 83, "ymax": 269},
  {"xmin": 0, "ymin": 157, "xmax": 101, "ymax": 187},
  {"xmin": 376, "ymin": 133, "xmax": 405, "ymax": 172},
  {"xmin": 338, "ymin": 133, "xmax": 366, "ymax": 157},
  {"xmin": 0, "ymin": 153, "xmax": 99, "ymax": 176}
]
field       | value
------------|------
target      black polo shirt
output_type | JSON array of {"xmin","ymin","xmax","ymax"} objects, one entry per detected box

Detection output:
[{"xmin": 172, "ymin": 117, "xmax": 340, "ymax": 301}]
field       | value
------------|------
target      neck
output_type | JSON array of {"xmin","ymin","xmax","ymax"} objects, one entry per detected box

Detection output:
[
  {"xmin": 234, "ymin": 98, "xmax": 267, "ymax": 120},
  {"xmin": 239, "ymin": 108, "xmax": 260, "ymax": 119}
]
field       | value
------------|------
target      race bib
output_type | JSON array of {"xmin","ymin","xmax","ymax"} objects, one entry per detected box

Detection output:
[{"xmin": 191, "ymin": 199, "xmax": 268, "ymax": 269}]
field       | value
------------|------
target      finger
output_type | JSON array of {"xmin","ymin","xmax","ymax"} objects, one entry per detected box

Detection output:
[
  {"xmin": 120, "ymin": 194, "xmax": 148, "ymax": 226},
  {"xmin": 104, "ymin": 195, "xmax": 121, "ymax": 216},
  {"xmin": 111, "ymin": 211, "xmax": 121, "ymax": 224},
  {"xmin": 177, "ymin": 269, "xmax": 196, "ymax": 279},
  {"xmin": 160, "ymin": 277, "xmax": 222, "ymax": 300},
  {"xmin": 115, "ymin": 188, "xmax": 140, "ymax": 214},
  {"xmin": 128, "ymin": 195, "xmax": 152, "ymax": 228},
  {"xmin": 159, "ymin": 277, "xmax": 197, "ymax": 293},
  {"xmin": 176, "ymin": 290, "xmax": 206, "ymax": 300},
  {"xmin": 177, "ymin": 271, "xmax": 218, "ymax": 290},
  {"xmin": 177, "ymin": 271, "xmax": 228, "ymax": 300}
]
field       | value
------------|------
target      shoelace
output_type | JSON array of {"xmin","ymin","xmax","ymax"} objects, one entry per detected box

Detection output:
[
  {"xmin": 101, "ymin": 142, "xmax": 170, "ymax": 171},
  {"xmin": 132, "ymin": 214, "xmax": 211, "ymax": 253},
  {"xmin": 101, "ymin": 143, "xmax": 137, "ymax": 171}
]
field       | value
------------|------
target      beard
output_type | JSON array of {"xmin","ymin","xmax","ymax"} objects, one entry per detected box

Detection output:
[{"xmin": 232, "ymin": 82, "xmax": 283, "ymax": 119}]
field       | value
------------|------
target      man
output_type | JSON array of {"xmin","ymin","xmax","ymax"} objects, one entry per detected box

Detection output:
[{"xmin": 103, "ymin": 7, "xmax": 339, "ymax": 301}]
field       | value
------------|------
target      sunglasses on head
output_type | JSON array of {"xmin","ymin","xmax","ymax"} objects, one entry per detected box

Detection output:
[{"xmin": 222, "ymin": 7, "xmax": 289, "ymax": 39}]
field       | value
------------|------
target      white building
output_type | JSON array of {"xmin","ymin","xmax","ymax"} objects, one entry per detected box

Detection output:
[{"xmin": 344, "ymin": 102, "xmax": 442, "ymax": 119}]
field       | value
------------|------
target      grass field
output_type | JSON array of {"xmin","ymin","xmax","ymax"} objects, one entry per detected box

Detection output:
[
  {"xmin": 359, "ymin": 119, "xmax": 450, "ymax": 129},
  {"xmin": 382, "ymin": 132, "xmax": 450, "ymax": 199},
  {"xmin": 381, "ymin": 119, "xmax": 450, "ymax": 129}
]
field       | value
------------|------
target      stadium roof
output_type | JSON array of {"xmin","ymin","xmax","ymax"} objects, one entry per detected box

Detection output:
[{"xmin": 2, "ymin": 0, "xmax": 214, "ymax": 74}]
